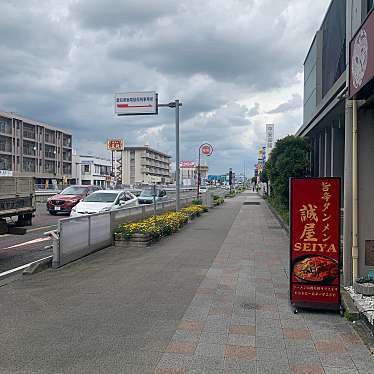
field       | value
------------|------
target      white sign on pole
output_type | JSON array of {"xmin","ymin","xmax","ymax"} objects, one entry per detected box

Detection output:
[
  {"xmin": 266, "ymin": 124, "xmax": 274, "ymax": 157},
  {"xmin": 114, "ymin": 91, "xmax": 158, "ymax": 116}
]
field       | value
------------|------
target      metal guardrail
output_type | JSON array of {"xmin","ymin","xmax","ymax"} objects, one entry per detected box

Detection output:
[{"xmin": 46, "ymin": 189, "xmax": 226, "ymax": 269}]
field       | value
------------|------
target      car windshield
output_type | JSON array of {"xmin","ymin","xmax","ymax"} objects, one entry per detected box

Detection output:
[
  {"xmin": 84, "ymin": 193, "xmax": 118, "ymax": 203},
  {"xmin": 130, "ymin": 190, "xmax": 142, "ymax": 197},
  {"xmin": 140, "ymin": 190, "xmax": 155, "ymax": 197},
  {"xmin": 61, "ymin": 186, "xmax": 87, "ymax": 195}
]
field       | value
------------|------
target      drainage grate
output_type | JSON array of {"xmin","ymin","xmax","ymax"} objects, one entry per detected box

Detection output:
[{"xmin": 243, "ymin": 202, "xmax": 260, "ymax": 206}]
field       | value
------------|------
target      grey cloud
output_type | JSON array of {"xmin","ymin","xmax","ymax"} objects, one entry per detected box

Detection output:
[
  {"xmin": 248, "ymin": 103, "xmax": 260, "ymax": 117},
  {"xmin": 267, "ymin": 94, "xmax": 302, "ymax": 114},
  {"xmin": 0, "ymin": 0, "xmax": 328, "ymax": 174},
  {"xmin": 70, "ymin": 0, "xmax": 179, "ymax": 30}
]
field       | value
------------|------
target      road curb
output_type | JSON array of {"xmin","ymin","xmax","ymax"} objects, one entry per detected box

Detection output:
[
  {"xmin": 341, "ymin": 288, "xmax": 360, "ymax": 321},
  {"xmin": 262, "ymin": 198, "xmax": 290, "ymax": 235},
  {"xmin": 0, "ymin": 256, "xmax": 52, "ymax": 287}
]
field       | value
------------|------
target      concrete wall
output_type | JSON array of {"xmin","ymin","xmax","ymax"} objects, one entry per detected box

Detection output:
[{"xmin": 357, "ymin": 106, "xmax": 374, "ymax": 276}]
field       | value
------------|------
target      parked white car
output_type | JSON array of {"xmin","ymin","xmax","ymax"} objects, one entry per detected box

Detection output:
[{"xmin": 70, "ymin": 190, "xmax": 138, "ymax": 217}]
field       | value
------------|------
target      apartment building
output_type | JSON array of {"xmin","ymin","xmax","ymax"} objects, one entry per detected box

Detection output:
[
  {"xmin": 72, "ymin": 154, "xmax": 112, "ymax": 188},
  {"xmin": 0, "ymin": 112, "xmax": 72, "ymax": 184},
  {"xmin": 122, "ymin": 146, "xmax": 171, "ymax": 185}
]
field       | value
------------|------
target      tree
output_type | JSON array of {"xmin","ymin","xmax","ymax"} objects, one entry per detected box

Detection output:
[{"xmin": 267, "ymin": 135, "xmax": 310, "ymax": 208}]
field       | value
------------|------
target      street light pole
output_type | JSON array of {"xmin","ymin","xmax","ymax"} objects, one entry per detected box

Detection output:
[
  {"xmin": 197, "ymin": 145, "xmax": 202, "ymax": 199},
  {"xmin": 175, "ymin": 100, "xmax": 180, "ymax": 211}
]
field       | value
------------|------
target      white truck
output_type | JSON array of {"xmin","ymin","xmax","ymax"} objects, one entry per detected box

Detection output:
[{"xmin": 0, "ymin": 177, "xmax": 35, "ymax": 234}]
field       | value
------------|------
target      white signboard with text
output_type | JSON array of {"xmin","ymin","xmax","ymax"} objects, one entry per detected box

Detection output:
[
  {"xmin": 115, "ymin": 91, "xmax": 158, "ymax": 116},
  {"xmin": 266, "ymin": 123, "xmax": 274, "ymax": 157},
  {"xmin": 0, "ymin": 170, "xmax": 13, "ymax": 177}
]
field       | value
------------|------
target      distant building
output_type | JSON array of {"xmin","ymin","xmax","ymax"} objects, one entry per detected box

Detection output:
[
  {"xmin": 180, "ymin": 161, "xmax": 197, "ymax": 186},
  {"xmin": 72, "ymin": 154, "xmax": 112, "ymax": 188},
  {"xmin": 0, "ymin": 111, "xmax": 72, "ymax": 185},
  {"xmin": 122, "ymin": 146, "xmax": 171, "ymax": 185},
  {"xmin": 180, "ymin": 161, "xmax": 209, "ymax": 186}
]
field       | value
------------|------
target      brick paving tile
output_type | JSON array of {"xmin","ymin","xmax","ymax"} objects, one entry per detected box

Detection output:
[
  {"xmin": 229, "ymin": 324, "xmax": 256, "ymax": 335},
  {"xmin": 283, "ymin": 328, "xmax": 312, "ymax": 340},
  {"xmin": 196, "ymin": 288, "xmax": 217, "ymax": 295},
  {"xmin": 195, "ymin": 342, "xmax": 225, "ymax": 358},
  {"xmin": 315, "ymin": 340, "xmax": 347, "ymax": 354},
  {"xmin": 166, "ymin": 341, "xmax": 197, "ymax": 355},
  {"xmin": 290, "ymin": 364, "xmax": 325, "ymax": 374},
  {"xmin": 208, "ymin": 307, "xmax": 232, "ymax": 318},
  {"xmin": 224, "ymin": 345, "xmax": 256, "ymax": 360},
  {"xmin": 338, "ymin": 332, "xmax": 362, "ymax": 345},
  {"xmin": 177, "ymin": 321, "xmax": 205, "ymax": 333},
  {"xmin": 155, "ymin": 369, "xmax": 187, "ymax": 374},
  {"xmin": 256, "ymin": 361, "xmax": 291, "ymax": 374},
  {"xmin": 228, "ymin": 334, "xmax": 256, "ymax": 347},
  {"xmin": 323, "ymin": 367, "xmax": 360, "ymax": 374}
]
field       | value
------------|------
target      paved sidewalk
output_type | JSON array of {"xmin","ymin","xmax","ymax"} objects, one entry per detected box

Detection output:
[
  {"xmin": 1, "ymin": 192, "xmax": 373, "ymax": 373},
  {"xmin": 156, "ymin": 193, "xmax": 374, "ymax": 373}
]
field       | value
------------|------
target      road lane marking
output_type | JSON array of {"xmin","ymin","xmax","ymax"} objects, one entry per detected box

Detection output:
[
  {"xmin": 2, "ymin": 237, "xmax": 50, "ymax": 250},
  {"xmin": 0, "ymin": 255, "xmax": 53, "ymax": 279},
  {"xmin": 27, "ymin": 225, "xmax": 56, "ymax": 233}
]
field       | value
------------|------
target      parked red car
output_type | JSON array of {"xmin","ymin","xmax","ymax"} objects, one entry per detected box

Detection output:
[{"xmin": 46, "ymin": 185, "xmax": 100, "ymax": 215}]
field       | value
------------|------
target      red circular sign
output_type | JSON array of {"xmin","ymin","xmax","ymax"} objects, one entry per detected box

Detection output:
[{"xmin": 201, "ymin": 143, "xmax": 213, "ymax": 156}]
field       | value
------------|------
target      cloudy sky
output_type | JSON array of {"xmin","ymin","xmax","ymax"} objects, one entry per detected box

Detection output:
[{"xmin": 0, "ymin": 0, "xmax": 329, "ymax": 175}]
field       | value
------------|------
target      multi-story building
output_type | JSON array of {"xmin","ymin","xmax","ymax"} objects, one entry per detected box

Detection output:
[
  {"xmin": 122, "ymin": 146, "xmax": 171, "ymax": 185},
  {"xmin": 297, "ymin": 0, "xmax": 374, "ymax": 283},
  {"xmin": 0, "ymin": 111, "xmax": 72, "ymax": 185},
  {"xmin": 72, "ymin": 154, "xmax": 112, "ymax": 188}
]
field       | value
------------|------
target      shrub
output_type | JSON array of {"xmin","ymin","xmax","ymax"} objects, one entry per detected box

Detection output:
[
  {"xmin": 114, "ymin": 205, "xmax": 207, "ymax": 240},
  {"xmin": 267, "ymin": 135, "xmax": 310, "ymax": 210}
]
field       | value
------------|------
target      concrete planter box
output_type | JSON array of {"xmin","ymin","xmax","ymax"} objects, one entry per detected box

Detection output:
[
  {"xmin": 354, "ymin": 282, "xmax": 374, "ymax": 296},
  {"xmin": 115, "ymin": 233, "xmax": 154, "ymax": 248}
]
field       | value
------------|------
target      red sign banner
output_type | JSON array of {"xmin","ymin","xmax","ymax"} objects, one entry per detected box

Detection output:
[
  {"xmin": 290, "ymin": 178, "xmax": 341, "ymax": 311},
  {"xmin": 107, "ymin": 139, "xmax": 124, "ymax": 151}
]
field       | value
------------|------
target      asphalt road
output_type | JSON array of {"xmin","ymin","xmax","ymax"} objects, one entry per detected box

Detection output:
[
  {"xmin": 0, "ymin": 203, "xmax": 66, "ymax": 273},
  {"xmin": 0, "ymin": 193, "xmax": 197, "ymax": 273}
]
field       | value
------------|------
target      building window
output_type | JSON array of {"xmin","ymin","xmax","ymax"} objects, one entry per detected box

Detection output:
[
  {"xmin": 63, "ymin": 163, "xmax": 72, "ymax": 175},
  {"xmin": 23, "ymin": 157, "xmax": 36, "ymax": 172},
  {"xmin": 321, "ymin": 0, "xmax": 346, "ymax": 98},
  {"xmin": 45, "ymin": 129, "xmax": 56, "ymax": 144},
  {"xmin": 0, "ymin": 135, "xmax": 12, "ymax": 152},
  {"xmin": 45, "ymin": 160, "xmax": 55, "ymax": 174},
  {"xmin": 23, "ymin": 123, "xmax": 36, "ymax": 139},
  {"xmin": 0, "ymin": 118, "xmax": 12, "ymax": 135},
  {"xmin": 23, "ymin": 140, "xmax": 37, "ymax": 156},
  {"xmin": 83, "ymin": 164, "xmax": 90, "ymax": 173},
  {"xmin": 0, "ymin": 155, "xmax": 12, "ymax": 170},
  {"xmin": 63, "ymin": 149, "xmax": 71, "ymax": 161},
  {"xmin": 63, "ymin": 134, "xmax": 72, "ymax": 147},
  {"xmin": 369, "ymin": 0, "xmax": 374, "ymax": 11},
  {"xmin": 45, "ymin": 145, "xmax": 56, "ymax": 159}
]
